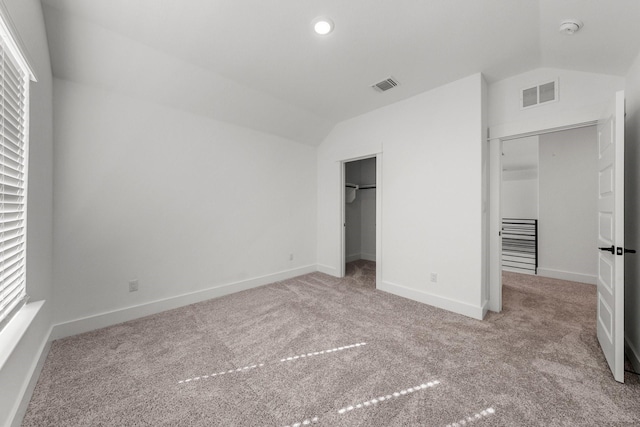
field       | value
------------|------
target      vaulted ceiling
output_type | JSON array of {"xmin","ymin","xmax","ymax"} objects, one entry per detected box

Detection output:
[{"xmin": 41, "ymin": 0, "xmax": 640, "ymax": 145}]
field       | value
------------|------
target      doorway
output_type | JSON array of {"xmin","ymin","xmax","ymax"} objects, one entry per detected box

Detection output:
[
  {"xmin": 342, "ymin": 157, "xmax": 377, "ymax": 279},
  {"xmin": 500, "ymin": 127, "xmax": 598, "ymax": 283},
  {"xmin": 490, "ymin": 121, "xmax": 599, "ymax": 312},
  {"xmin": 489, "ymin": 90, "xmax": 627, "ymax": 382}
]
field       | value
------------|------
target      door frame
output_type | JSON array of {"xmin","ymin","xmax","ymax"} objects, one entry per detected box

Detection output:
[
  {"xmin": 340, "ymin": 153, "xmax": 382, "ymax": 289},
  {"xmin": 488, "ymin": 120, "xmax": 598, "ymax": 312}
]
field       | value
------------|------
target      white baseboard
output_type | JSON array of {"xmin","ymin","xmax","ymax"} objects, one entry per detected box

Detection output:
[
  {"xmin": 481, "ymin": 299, "xmax": 490, "ymax": 319},
  {"xmin": 316, "ymin": 264, "xmax": 339, "ymax": 277},
  {"xmin": 345, "ymin": 253, "xmax": 360, "ymax": 263},
  {"xmin": 537, "ymin": 268, "xmax": 596, "ymax": 285},
  {"xmin": 379, "ymin": 281, "xmax": 484, "ymax": 320},
  {"xmin": 51, "ymin": 265, "xmax": 317, "ymax": 340},
  {"xmin": 625, "ymin": 335, "xmax": 640, "ymax": 374},
  {"xmin": 10, "ymin": 333, "xmax": 52, "ymax": 427},
  {"xmin": 360, "ymin": 252, "xmax": 376, "ymax": 262},
  {"xmin": 502, "ymin": 267, "xmax": 535, "ymax": 275},
  {"xmin": 345, "ymin": 253, "xmax": 376, "ymax": 263}
]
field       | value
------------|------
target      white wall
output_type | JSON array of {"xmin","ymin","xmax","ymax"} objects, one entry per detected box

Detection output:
[
  {"xmin": 51, "ymin": 79, "xmax": 318, "ymax": 333},
  {"xmin": 624, "ymin": 50, "xmax": 640, "ymax": 371},
  {"xmin": 538, "ymin": 126, "xmax": 597, "ymax": 284},
  {"xmin": 318, "ymin": 73, "xmax": 486, "ymax": 319},
  {"xmin": 359, "ymin": 158, "xmax": 376, "ymax": 260},
  {"xmin": 489, "ymin": 68, "xmax": 625, "ymax": 138},
  {"xmin": 345, "ymin": 162, "xmax": 362, "ymax": 261},
  {"xmin": 481, "ymin": 77, "xmax": 489, "ymax": 307},
  {"xmin": 344, "ymin": 197, "xmax": 362, "ymax": 261},
  {"xmin": 0, "ymin": 0, "xmax": 54, "ymax": 425},
  {"xmin": 502, "ymin": 171, "xmax": 538, "ymax": 219},
  {"xmin": 501, "ymin": 135, "xmax": 539, "ymax": 220}
]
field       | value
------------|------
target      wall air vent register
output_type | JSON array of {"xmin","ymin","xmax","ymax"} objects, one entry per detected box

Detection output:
[{"xmin": 521, "ymin": 79, "xmax": 558, "ymax": 109}]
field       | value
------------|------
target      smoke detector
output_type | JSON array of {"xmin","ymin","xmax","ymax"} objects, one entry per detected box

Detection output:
[{"xmin": 559, "ymin": 19, "xmax": 583, "ymax": 35}]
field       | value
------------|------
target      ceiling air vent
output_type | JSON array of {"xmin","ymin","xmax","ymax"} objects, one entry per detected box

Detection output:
[
  {"xmin": 372, "ymin": 77, "xmax": 399, "ymax": 92},
  {"xmin": 521, "ymin": 79, "xmax": 558, "ymax": 109}
]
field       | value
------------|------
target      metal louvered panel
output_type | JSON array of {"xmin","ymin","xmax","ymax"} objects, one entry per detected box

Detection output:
[
  {"xmin": 521, "ymin": 79, "xmax": 558, "ymax": 109},
  {"xmin": 372, "ymin": 77, "xmax": 399, "ymax": 92},
  {"xmin": 501, "ymin": 218, "xmax": 538, "ymax": 274}
]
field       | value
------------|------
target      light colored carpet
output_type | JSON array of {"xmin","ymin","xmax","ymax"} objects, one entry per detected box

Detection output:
[{"xmin": 22, "ymin": 262, "xmax": 640, "ymax": 426}]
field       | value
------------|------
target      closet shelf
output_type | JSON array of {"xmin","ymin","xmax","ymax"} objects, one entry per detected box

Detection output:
[
  {"xmin": 345, "ymin": 182, "xmax": 376, "ymax": 204},
  {"xmin": 344, "ymin": 183, "xmax": 375, "ymax": 189}
]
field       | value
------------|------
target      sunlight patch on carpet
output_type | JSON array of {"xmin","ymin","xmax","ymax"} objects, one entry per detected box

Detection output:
[
  {"xmin": 445, "ymin": 407, "xmax": 495, "ymax": 427},
  {"xmin": 178, "ymin": 363, "xmax": 265, "ymax": 384},
  {"xmin": 178, "ymin": 342, "xmax": 367, "ymax": 385},
  {"xmin": 282, "ymin": 415, "xmax": 319, "ymax": 427},
  {"xmin": 337, "ymin": 380, "xmax": 441, "ymax": 415},
  {"xmin": 279, "ymin": 342, "xmax": 367, "ymax": 363}
]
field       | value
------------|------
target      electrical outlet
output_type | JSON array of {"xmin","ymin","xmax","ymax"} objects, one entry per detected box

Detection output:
[
  {"xmin": 129, "ymin": 279, "xmax": 139, "ymax": 292},
  {"xmin": 430, "ymin": 273, "xmax": 438, "ymax": 283}
]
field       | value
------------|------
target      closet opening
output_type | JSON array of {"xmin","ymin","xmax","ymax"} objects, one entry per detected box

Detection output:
[
  {"xmin": 343, "ymin": 157, "xmax": 377, "ymax": 283},
  {"xmin": 500, "ymin": 126, "xmax": 598, "ymax": 284}
]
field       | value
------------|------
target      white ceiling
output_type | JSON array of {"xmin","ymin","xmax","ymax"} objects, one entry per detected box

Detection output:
[{"xmin": 40, "ymin": 0, "xmax": 640, "ymax": 145}]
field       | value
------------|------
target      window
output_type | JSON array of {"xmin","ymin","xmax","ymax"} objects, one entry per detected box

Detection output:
[{"xmin": 0, "ymin": 14, "xmax": 31, "ymax": 329}]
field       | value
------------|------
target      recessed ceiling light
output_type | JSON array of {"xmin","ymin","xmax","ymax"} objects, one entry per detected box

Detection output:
[{"xmin": 313, "ymin": 17, "xmax": 334, "ymax": 35}]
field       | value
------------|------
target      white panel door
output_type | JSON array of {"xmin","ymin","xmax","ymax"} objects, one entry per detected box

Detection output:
[{"xmin": 596, "ymin": 91, "xmax": 625, "ymax": 383}]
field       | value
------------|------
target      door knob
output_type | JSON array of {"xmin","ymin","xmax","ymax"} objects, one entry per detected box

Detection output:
[
  {"xmin": 615, "ymin": 247, "xmax": 636, "ymax": 255},
  {"xmin": 598, "ymin": 245, "xmax": 615, "ymax": 254}
]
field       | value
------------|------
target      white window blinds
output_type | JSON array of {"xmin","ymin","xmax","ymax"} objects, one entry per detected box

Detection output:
[{"xmin": 0, "ymin": 31, "xmax": 29, "ymax": 328}]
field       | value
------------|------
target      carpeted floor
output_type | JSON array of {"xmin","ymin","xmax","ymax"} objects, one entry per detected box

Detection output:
[{"xmin": 22, "ymin": 262, "xmax": 640, "ymax": 426}]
